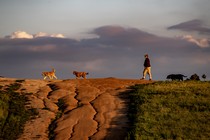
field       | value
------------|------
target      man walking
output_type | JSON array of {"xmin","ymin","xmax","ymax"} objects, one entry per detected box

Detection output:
[{"xmin": 141, "ymin": 54, "xmax": 152, "ymax": 80}]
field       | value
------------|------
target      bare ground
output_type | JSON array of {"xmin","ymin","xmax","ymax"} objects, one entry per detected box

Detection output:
[{"xmin": 0, "ymin": 78, "xmax": 152, "ymax": 140}]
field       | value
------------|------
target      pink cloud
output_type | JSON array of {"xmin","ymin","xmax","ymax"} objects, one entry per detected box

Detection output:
[
  {"xmin": 181, "ymin": 35, "xmax": 209, "ymax": 48},
  {"xmin": 7, "ymin": 31, "xmax": 65, "ymax": 39}
]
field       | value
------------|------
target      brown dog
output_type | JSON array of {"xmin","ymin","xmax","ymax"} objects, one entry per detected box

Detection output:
[
  {"xmin": 42, "ymin": 68, "xmax": 57, "ymax": 80},
  {"xmin": 73, "ymin": 71, "xmax": 89, "ymax": 79}
]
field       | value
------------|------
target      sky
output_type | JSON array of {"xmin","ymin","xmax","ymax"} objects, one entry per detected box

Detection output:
[{"xmin": 0, "ymin": 0, "xmax": 210, "ymax": 80}]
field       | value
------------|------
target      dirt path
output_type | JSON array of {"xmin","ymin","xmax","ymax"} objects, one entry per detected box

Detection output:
[{"xmin": 0, "ymin": 78, "xmax": 152, "ymax": 140}]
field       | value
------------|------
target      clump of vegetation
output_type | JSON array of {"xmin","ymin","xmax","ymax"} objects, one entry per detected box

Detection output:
[
  {"xmin": 49, "ymin": 98, "xmax": 66, "ymax": 140},
  {"xmin": 0, "ymin": 82, "xmax": 37, "ymax": 139},
  {"xmin": 190, "ymin": 73, "xmax": 200, "ymax": 81},
  {"xmin": 126, "ymin": 81, "xmax": 210, "ymax": 140}
]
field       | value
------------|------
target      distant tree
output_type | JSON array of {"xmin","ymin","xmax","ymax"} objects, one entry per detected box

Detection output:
[
  {"xmin": 190, "ymin": 74, "xmax": 200, "ymax": 81},
  {"xmin": 202, "ymin": 74, "xmax": 206, "ymax": 81}
]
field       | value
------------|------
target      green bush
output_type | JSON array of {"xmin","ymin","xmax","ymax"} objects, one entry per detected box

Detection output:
[
  {"xmin": 0, "ymin": 82, "xmax": 37, "ymax": 140},
  {"xmin": 127, "ymin": 81, "xmax": 210, "ymax": 140}
]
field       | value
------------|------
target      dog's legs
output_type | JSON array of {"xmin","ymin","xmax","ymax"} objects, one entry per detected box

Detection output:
[{"xmin": 53, "ymin": 75, "xmax": 57, "ymax": 79}]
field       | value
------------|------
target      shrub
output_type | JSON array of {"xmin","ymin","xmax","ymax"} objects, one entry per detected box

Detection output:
[{"xmin": 0, "ymin": 82, "xmax": 37, "ymax": 139}]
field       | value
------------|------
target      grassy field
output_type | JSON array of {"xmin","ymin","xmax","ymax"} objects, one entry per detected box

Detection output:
[
  {"xmin": 0, "ymin": 81, "xmax": 37, "ymax": 140},
  {"xmin": 126, "ymin": 81, "xmax": 210, "ymax": 140}
]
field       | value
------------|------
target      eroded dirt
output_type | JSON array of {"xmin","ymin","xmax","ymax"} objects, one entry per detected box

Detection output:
[{"xmin": 0, "ymin": 78, "xmax": 152, "ymax": 140}]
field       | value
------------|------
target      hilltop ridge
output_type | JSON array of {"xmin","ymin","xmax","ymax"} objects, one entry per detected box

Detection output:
[{"xmin": 0, "ymin": 78, "xmax": 153, "ymax": 140}]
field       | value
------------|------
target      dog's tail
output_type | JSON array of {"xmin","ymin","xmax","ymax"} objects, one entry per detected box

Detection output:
[
  {"xmin": 73, "ymin": 71, "xmax": 76, "ymax": 75},
  {"xmin": 180, "ymin": 74, "xmax": 187, "ymax": 77}
]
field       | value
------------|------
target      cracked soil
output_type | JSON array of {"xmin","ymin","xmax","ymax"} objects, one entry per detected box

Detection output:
[{"xmin": 0, "ymin": 78, "xmax": 152, "ymax": 140}]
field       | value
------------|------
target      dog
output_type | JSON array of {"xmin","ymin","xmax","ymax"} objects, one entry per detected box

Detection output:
[
  {"xmin": 166, "ymin": 74, "xmax": 187, "ymax": 81},
  {"xmin": 42, "ymin": 68, "xmax": 57, "ymax": 80},
  {"xmin": 73, "ymin": 71, "xmax": 89, "ymax": 79}
]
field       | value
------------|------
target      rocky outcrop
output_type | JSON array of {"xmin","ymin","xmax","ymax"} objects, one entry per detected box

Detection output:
[{"xmin": 0, "ymin": 78, "xmax": 152, "ymax": 140}]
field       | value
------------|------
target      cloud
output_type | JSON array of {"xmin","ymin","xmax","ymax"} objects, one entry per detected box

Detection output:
[
  {"xmin": 34, "ymin": 32, "xmax": 65, "ymax": 38},
  {"xmin": 180, "ymin": 35, "xmax": 209, "ymax": 48},
  {"xmin": 6, "ymin": 31, "xmax": 65, "ymax": 39},
  {"xmin": 27, "ymin": 45, "xmax": 57, "ymax": 52},
  {"xmin": 168, "ymin": 19, "xmax": 210, "ymax": 35},
  {"xmin": 91, "ymin": 25, "xmax": 159, "ymax": 46},
  {"xmin": 83, "ymin": 59, "xmax": 106, "ymax": 71},
  {"xmin": 10, "ymin": 31, "xmax": 34, "ymax": 39},
  {"xmin": 0, "ymin": 25, "xmax": 210, "ymax": 80}
]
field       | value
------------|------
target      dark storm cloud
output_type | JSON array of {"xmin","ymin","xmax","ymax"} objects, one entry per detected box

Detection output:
[
  {"xmin": 89, "ymin": 26, "xmax": 201, "ymax": 56},
  {"xmin": 168, "ymin": 19, "xmax": 210, "ymax": 34},
  {"xmin": 89, "ymin": 25, "xmax": 161, "ymax": 47},
  {"xmin": 0, "ymin": 37, "xmax": 77, "ymax": 47},
  {"xmin": 0, "ymin": 37, "xmax": 77, "ymax": 63},
  {"xmin": 0, "ymin": 25, "xmax": 209, "ymax": 79}
]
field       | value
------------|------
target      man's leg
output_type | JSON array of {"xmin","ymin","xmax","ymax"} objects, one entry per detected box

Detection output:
[
  {"xmin": 147, "ymin": 67, "xmax": 152, "ymax": 80},
  {"xmin": 141, "ymin": 67, "xmax": 147, "ymax": 79}
]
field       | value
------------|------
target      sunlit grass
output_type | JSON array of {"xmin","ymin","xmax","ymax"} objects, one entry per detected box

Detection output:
[{"xmin": 126, "ymin": 81, "xmax": 210, "ymax": 140}]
